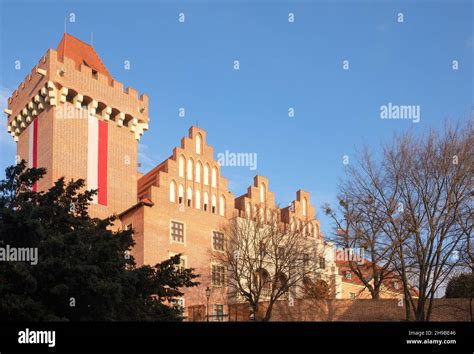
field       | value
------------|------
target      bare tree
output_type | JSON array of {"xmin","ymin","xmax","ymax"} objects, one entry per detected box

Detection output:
[
  {"xmin": 385, "ymin": 122, "xmax": 473, "ymax": 321},
  {"xmin": 327, "ymin": 119, "xmax": 473, "ymax": 321},
  {"xmin": 213, "ymin": 214, "xmax": 323, "ymax": 321},
  {"xmin": 323, "ymin": 148, "xmax": 401, "ymax": 299}
]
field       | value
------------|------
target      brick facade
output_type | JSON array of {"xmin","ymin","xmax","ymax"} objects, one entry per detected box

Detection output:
[{"xmin": 4, "ymin": 34, "xmax": 412, "ymax": 319}]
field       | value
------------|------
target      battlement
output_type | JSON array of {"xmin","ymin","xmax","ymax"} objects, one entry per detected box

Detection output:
[{"xmin": 5, "ymin": 36, "xmax": 149, "ymax": 142}]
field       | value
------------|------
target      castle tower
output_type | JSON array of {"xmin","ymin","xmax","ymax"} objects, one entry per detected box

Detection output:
[{"xmin": 3, "ymin": 34, "xmax": 149, "ymax": 219}]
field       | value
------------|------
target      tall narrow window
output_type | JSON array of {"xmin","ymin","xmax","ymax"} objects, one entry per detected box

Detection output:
[
  {"xmin": 204, "ymin": 192, "xmax": 209, "ymax": 212},
  {"xmin": 211, "ymin": 195, "xmax": 217, "ymax": 214},
  {"xmin": 195, "ymin": 162, "xmax": 202, "ymax": 183},
  {"xmin": 178, "ymin": 184, "xmax": 184, "ymax": 205},
  {"xmin": 187, "ymin": 187, "xmax": 193, "ymax": 207},
  {"xmin": 211, "ymin": 167, "xmax": 217, "ymax": 188},
  {"xmin": 196, "ymin": 134, "xmax": 202, "ymax": 155},
  {"xmin": 169, "ymin": 181, "xmax": 176, "ymax": 203},
  {"xmin": 219, "ymin": 195, "xmax": 225, "ymax": 216},
  {"xmin": 302, "ymin": 198, "xmax": 307, "ymax": 216},
  {"xmin": 195, "ymin": 190, "xmax": 201, "ymax": 209},
  {"xmin": 260, "ymin": 183, "xmax": 265, "ymax": 203},
  {"xmin": 187, "ymin": 159, "xmax": 193, "ymax": 181},
  {"xmin": 204, "ymin": 164, "xmax": 209, "ymax": 186},
  {"xmin": 178, "ymin": 156, "xmax": 185, "ymax": 178}
]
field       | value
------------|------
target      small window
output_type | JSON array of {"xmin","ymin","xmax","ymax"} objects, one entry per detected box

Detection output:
[
  {"xmin": 213, "ymin": 231, "xmax": 225, "ymax": 251},
  {"xmin": 171, "ymin": 221, "xmax": 185, "ymax": 243},
  {"xmin": 170, "ymin": 254, "xmax": 186, "ymax": 270},
  {"xmin": 349, "ymin": 292, "xmax": 356, "ymax": 300},
  {"xmin": 212, "ymin": 265, "xmax": 226, "ymax": 287},
  {"xmin": 303, "ymin": 253, "xmax": 309, "ymax": 267},
  {"xmin": 213, "ymin": 304, "xmax": 224, "ymax": 322},
  {"xmin": 171, "ymin": 298, "xmax": 185, "ymax": 313},
  {"xmin": 393, "ymin": 281, "xmax": 399, "ymax": 290},
  {"xmin": 278, "ymin": 247, "xmax": 285, "ymax": 259},
  {"xmin": 345, "ymin": 271, "xmax": 352, "ymax": 279},
  {"xmin": 319, "ymin": 257, "xmax": 325, "ymax": 269}
]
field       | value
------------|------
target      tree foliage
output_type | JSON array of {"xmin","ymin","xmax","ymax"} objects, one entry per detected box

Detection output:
[{"xmin": 0, "ymin": 162, "xmax": 199, "ymax": 321}]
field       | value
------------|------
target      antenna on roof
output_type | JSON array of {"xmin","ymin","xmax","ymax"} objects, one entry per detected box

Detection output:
[{"xmin": 63, "ymin": 16, "xmax": 67, "ymax": 61}]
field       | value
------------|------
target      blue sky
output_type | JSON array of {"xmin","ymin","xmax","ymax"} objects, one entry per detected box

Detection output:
[{"xmin": 0, "ymin": 0, "xmax": 472, "ymax": 236}]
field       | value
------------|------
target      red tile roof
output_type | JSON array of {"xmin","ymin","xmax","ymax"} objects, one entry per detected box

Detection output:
[{"xmin": 57, "ymin": 33, "xmax": 112, "ymax": 80}]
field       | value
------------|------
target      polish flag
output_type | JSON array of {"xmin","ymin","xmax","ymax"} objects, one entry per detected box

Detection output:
[
  {"xmin": 87, "ymin": 115, "xmax": 108, "ymax": 205},
  {"xmin": 28, "ymin": 119, "xmax": 39, "ymax": 192}
]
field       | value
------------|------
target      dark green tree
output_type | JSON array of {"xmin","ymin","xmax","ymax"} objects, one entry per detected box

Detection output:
[
  {"xmin": 0, "ymin": 161, "xmax": 199, "ymax": 321},
  {"xmin": 445, "ymin": 273, "xmax": 474, "ymax": 321}
]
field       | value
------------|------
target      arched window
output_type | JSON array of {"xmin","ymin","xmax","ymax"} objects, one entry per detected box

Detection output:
[
  {"xmin": 211, "ymin": 167, "xmax": 217, "ymax": 188},
  {"xmin": 219, "ymin": 195, "xmax": 225, "ymax": 216},
  {"xmin": 178, "ymin": 184, "xmax": 184, "ymax": 205},
  {"xmin": 260, "ymin": 183, "xmax": 265, "ymax": 203},
  {"xmin": 204, "ymin": 192, "xmax": 209, "ymax": 211},
  {"xmin": 187, "ymin": 159, "xmax": 193, "ymax": 180},
  {"xmin": 253, "ymin": 206, "xmax": 258, "ymax": 221},
  {"xmin": 211, "ymin": 194, "xmax": 217, "ymax": 214},
  {"xmin": 195, "ymin": 190, "xmax": 201, "ymax": 209},
  {"xmin": 187, "ymin": 187, "xmax": 193, "ymax": 207},
  {"xmin": 196, "ymin": 134, "xmax": 202, "ymax": 154},
  {"xmin": 302, "ymin": 198, "xmax": 307, "ymax": 216},
  {"xmin": 204, "ymin": 164, "xmax": 209, "ymax": 186},
  {"xmin": 314, "ymin": 224, "xmax": 319, "ymax": 237},
  {"xmin": 195, "ymin": 162, "xmax": 202, "ymax": 183},
  {"xmin": 169, "ymin": 181, "xmax": 176, "ymax": 203},
  {"xmin": 308, "ymin": 223, "xmax": 313, "ymax": 237},
  {"xmin": 178, "ymin": 156, "xmax": 185, "ymax": 178}
]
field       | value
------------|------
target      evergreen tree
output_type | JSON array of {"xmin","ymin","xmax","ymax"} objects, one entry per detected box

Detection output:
[{"xmin": 0, "ymin": 161, "xmax": 199, "ymax": 321}]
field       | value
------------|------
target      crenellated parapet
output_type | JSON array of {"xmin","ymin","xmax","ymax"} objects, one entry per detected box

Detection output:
[{"xmin": 4, "ymin": 47, "xmax": 149, "ymax": 142}]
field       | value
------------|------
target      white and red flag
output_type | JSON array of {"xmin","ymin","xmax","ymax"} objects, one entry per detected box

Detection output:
[{"xmin": 87, "ymin": 115, "xmax": 108, "ymax": 206}]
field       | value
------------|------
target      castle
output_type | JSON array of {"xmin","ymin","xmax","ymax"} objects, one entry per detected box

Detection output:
[{"xmin": 4, "ymin": 34, "xmax": 402, "ymax": 319}]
